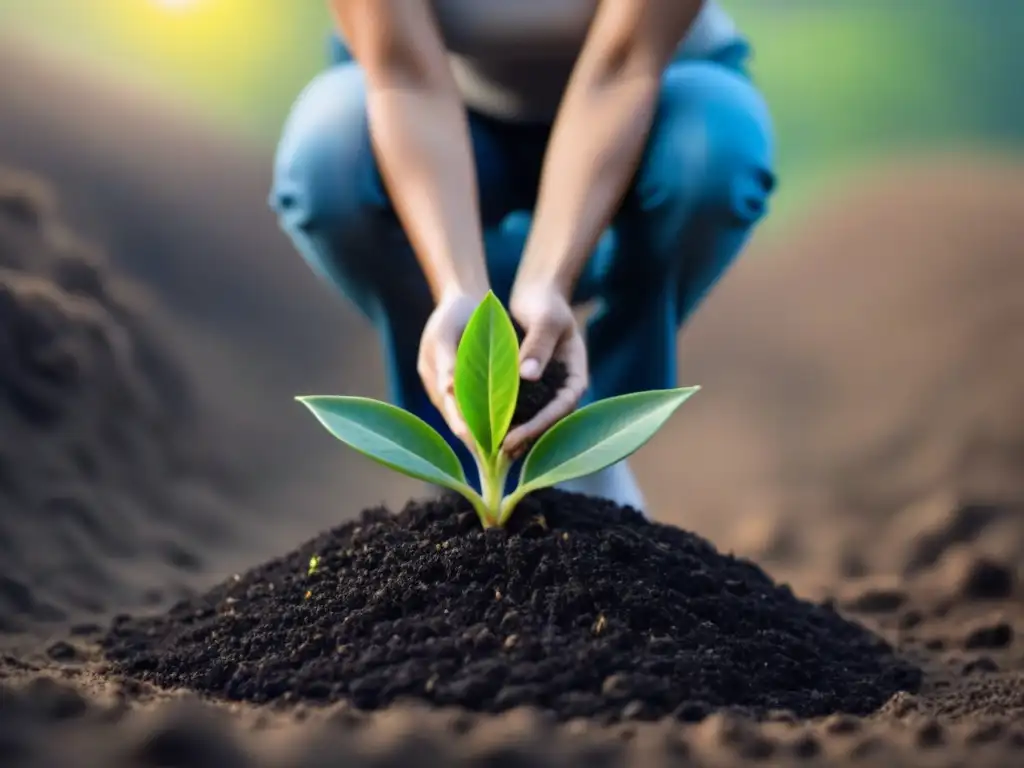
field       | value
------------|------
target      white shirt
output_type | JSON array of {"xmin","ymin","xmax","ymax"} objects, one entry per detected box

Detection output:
[{"xmin": 341, "ymin": 1, "xmax": 742, "ymax": 121}]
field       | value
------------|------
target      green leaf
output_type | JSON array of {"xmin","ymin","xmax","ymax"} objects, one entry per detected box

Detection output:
[
  {"xmin": 297, "ymin": 396, "xmax": 469, "ymax": 491},
  {"xmin": 517, "ymin": 387, "xmax": 700, "ymax": 492},
  {"xmin": 453, "ymin": 291, "xmax": 520, "ymax": 458}
]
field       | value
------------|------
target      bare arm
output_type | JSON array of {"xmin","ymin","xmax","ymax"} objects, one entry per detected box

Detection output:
[
  {"xmin": 329, "ymin": 0, "xmax": 488, "ymax": 300},
  {"xmin": 513, "ymin": 0, "xmax": 705, "ymax": 297}
]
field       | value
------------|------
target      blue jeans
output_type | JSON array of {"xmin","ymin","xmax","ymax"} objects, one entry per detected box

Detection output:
[{"xmin": 270, "ymin": 50, "xmax": 775, "ymax": 489}]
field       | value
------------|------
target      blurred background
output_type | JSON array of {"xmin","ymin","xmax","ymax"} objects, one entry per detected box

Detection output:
[
  {"xmin": 3, "ymin": 0, "xmax": 1022, "ymax": 222},
  {"xmin": 1, "ymin": 1, "xmax": 1023, "ymax": 632}
]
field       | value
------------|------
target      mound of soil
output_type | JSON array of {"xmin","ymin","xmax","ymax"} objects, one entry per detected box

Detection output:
[
  {"xmin": 0, "ymin": 168, "xmax": 235, "ymax": 634},
  {"xmin": 102, "ymin": 489, "xmax": 919, "ymax": 722}
]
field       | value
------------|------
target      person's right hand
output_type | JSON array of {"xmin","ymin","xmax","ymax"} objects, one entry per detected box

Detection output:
[{"xmin": 417, "ymin": 288, "xmax": 486, "ymax": 447}]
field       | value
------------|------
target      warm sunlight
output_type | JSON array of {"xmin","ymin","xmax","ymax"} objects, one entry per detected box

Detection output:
[
  {"xmin": 152, "ymin": 0, "xmax": 201, "ymax": 11},
  {"xmin": 103, "ymin": 0, "xmax": 282, "ymax": 88}
]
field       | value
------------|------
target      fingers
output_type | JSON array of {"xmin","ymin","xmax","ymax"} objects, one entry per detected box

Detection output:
[
  {"xmin": 435, "ymin": 346, "xmax": 470, "ymax": 442},
  {"xmin": 419, "ymin": 330, "xmax": 469, "ymax": 443},
  {"xmin": 519, "ymin": 318, "xmax": 560, "ymax": 381},
  {"xmin": 504, "ymin": 337, "xmax": 588, "ymax": 457},
  {"xmin": 504, "ymin": 385, "xmax": 577, "ymax": 458},
  {"xmin": 416, "ymin": 351, "xmax": 439, "ymax": 410}
]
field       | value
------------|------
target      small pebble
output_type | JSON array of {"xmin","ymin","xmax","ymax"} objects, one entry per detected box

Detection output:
[
  {"xmin": 898, "ymin": 610, "xmax": 923, "ymax": 630},
  {"xmin": 824, "ymin": 714, "xmax": 861, "ymax": 735},
  {"xmin": 964, "ymin": 620, "xmax": 1013, "ymax": 650},
  {"xmin": 673, "ymin": 701, "xmax": 711, "ymax": 723},
  {"xmin": 45, "ymin": 641, "xmax": 81, "ymax": 663},
  {"xmin": 963, "ymin": 656, "xmax": 999, "ymax": 675},
  {"xmin": 843, "ymin": 587, "xmax": 906, "ymax": 614},
  {"xmin": 959, "ymin": 558, "xmax": 1014, "ymax": 599}
]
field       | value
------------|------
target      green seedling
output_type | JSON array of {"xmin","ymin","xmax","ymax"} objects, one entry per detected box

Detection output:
[{"xmin": 297, "ymin": 292, "xmax": 698, "ymax": 528}]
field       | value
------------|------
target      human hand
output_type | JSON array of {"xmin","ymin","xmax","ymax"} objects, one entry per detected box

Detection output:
[
  {"xmin": 504, "ymin": 282, "xmax": 589, "ymax": 458},
  {"xmin": 417, "ymin": 288, "xmax": 486, "ymax": 447}
]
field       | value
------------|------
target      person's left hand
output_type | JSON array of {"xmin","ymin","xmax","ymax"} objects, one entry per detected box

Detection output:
[{"xmin": 504, "ymin": 281, "xmax": 589, "ymax": 458}]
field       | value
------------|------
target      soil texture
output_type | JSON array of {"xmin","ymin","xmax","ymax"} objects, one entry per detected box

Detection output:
[
  {"xmin": 101, "ymin": 489, "xmax": 919, "ymax": 721},
  {"xmin": 510, "ymin": 342, "xmax": 569, "ymax": 427}
]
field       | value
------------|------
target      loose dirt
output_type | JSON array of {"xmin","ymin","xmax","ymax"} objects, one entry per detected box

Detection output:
[{"xmin": 101, "ymin": 489, "xmax": 919, "ymax": 722}]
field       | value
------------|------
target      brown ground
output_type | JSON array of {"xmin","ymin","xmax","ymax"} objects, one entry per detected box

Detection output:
[{"xmin": 2, "ymin": 38, "xmax": 1024, "ymax": 767}]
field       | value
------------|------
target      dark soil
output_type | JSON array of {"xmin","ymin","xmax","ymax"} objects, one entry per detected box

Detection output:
[
  {"xmin": 511, "ymin": 359, "xmax": 567, "ymax": 427},
  {"xmin": 510, "ymin": 322, "xmax": 568, "ymax": 428},
  {"xmin": 101, "ymin": 489, "xmax": 919, "ymax": 722}
]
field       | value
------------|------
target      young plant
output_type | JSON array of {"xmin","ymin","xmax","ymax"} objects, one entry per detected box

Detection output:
[{"xmin": 297, "ymin": 292, "xmax": 698, "ymax": 528}]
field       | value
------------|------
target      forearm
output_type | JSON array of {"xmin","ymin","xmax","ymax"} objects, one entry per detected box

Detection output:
[
  {"xmin": 515, "ymin": 75, "xmax": 660, "ymax": 296},
  {"xmin": 516, "ymin": 0, "xmax": 704, "ymax": 298},
  {"xmin": 366, "ymin": 86, "xmax": 489, "ymax": 300}
]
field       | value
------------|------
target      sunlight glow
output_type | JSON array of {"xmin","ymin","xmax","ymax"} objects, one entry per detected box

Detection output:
[
  {"xmin": 153, "ymin": 0, "xmax": 201, "ymax": 11},
  {"xmin": 102, "ymin": 0, "xmax": 281, "ymax": 86}
]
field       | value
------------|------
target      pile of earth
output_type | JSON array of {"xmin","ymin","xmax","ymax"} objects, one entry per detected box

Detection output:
[
  {"xmin": 0, "ymin": 168, "xmax": 237, "ymax": 635},
  {"xmin": 102, "ymin": 485, "xmax": 920, "ymax": 723}
]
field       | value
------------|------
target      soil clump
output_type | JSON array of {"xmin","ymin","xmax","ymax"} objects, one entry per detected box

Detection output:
[{"xmin": 102, "ymin": 489, "xmax": 919, "ymax": 723}]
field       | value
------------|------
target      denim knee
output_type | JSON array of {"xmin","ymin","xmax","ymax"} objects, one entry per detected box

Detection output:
[
  {"xmin": 626, "ymin": 62, "xmax": 776, "ymax": 270},
  {"xmin": 269, "ymin": 65, "xmax": 388, "ymax": 284}
]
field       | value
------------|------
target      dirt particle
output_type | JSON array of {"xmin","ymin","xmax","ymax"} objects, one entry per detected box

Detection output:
[
  {"xmin": 963, "ymin": 656, "xmax": 1000, "ymax": 675},
  {"xmin": 898, "ymin": 610, "xmax": 924, "ymax": 630},
  {"xmin": 69, "ymin": 622, "xmax": 102, "ymax": 637},
  {"xmin": 674, "ymin": 700, "xmax": 712, "ymax": 723},
  {"xmin": 960, "ymin": 558, "xmax": 1015, "ymax": 599},
  {"xmin": 902, "ymin": 502, "xmax": 1003, "ymax": 575},
  {"xmin": 601, "ymin": 674, "xmax": 629, "ymax": 699},
  {"xmin": 446, "ymin": 711, "xmax": 476, "ymax": 735},
  {"xmin": 620, "ymin": 700, "xmax": 648, "ymax": 721},
  {"xmin": 824, "ymin": 714, "xmax": 861, "ymax": 735},
  {"xmin": 843, "ymin": 586, "xmax": 907, "ymax": 614},
  {"xmin": 765, "ymin": 709, "xmax": 798, "ymax": 725},
  {"xmin": 964, "ymin": 620, "xmax": 1013, "ymax": 650},
  {"xmin": 45, "ymin": 640, "xmax": 82, "ymax": 662}
]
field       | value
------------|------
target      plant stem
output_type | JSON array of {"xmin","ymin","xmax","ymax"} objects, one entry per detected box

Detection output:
[
  {"xmin": 475, "ymin": 451, "xmax": 512, "ymax": 527},
  {"xmin": 497, "ymin": 485, "xmax": 528, "ymax": 527},
  {"xmin": 467, "ymin": 493, "xmax": 495, "ymax": 528}
]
